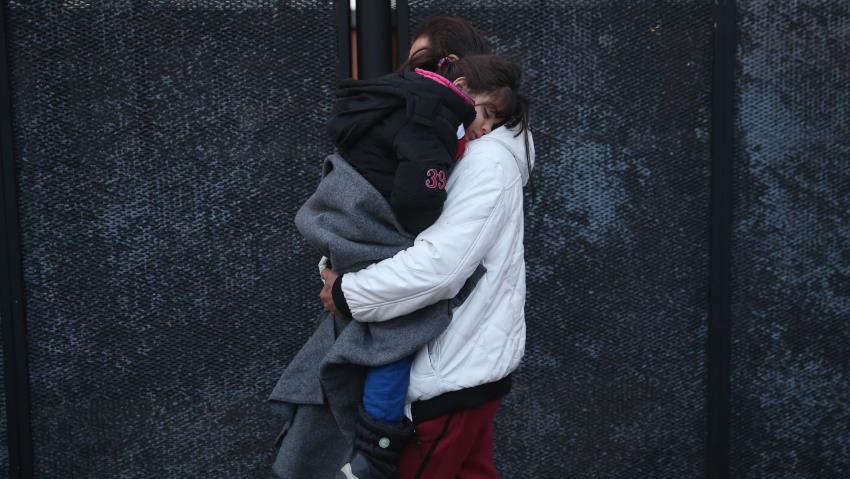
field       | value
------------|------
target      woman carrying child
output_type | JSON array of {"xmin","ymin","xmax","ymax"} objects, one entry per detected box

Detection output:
[{"xmin": 270, "ymin": 17, "xmax": 532, "ymax": 479}]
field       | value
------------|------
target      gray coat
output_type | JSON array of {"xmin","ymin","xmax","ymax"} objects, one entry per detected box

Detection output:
[{"xmin": 267, "ymin": 153, "xmax": 479, "ymax": 478}]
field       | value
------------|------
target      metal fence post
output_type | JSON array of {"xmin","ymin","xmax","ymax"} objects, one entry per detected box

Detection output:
[
  {"xmin": 0, "ymin": 2, "xmax": 34, "ymax": 478},
  {"xmin": 707, "ymin": 1, "xmax": 736, "ymax": 478},
  {"xmin": 356, "ymin": 0, "xmax": 392, "ymax": 79}
]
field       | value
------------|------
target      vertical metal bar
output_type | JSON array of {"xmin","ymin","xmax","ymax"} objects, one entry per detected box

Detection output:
[
  {"xmin": 335, "ymin": 0, "xmax": 351, "ymax": 82},
  {"xmin": 356, "ymin": 0, "xmax": 392, "ymax": 79},
  {"xmin": 0, "ymin": 2, "xmax": 34, "ymax": 479},
  {"xmin": 396, "ymin": 0, "xmax": 409, "ymax": 68},
  {"xmin": 707, "ymin": 1, "xmax": 736, "ymax": 478}
]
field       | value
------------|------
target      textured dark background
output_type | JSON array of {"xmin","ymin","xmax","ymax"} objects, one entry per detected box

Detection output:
[
  {"xmin": 3, "ymin": 1, "xmax": 335, "ymax": 477},
  {"xmin": 730, "ymin": 1, "xmax": 850, "ymax": 478},
  {"xmin": 0, "ymin": 0, "xmax": 848, "ymax": 478},
  {"xmin": 1, "ymin": 314, "xmax": 5, "ymax": 471}
]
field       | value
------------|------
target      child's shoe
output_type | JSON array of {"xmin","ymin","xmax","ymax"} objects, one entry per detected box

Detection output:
[{"xmin": 337, "ymin": 404, "xmax": 414, "ymax": 479}]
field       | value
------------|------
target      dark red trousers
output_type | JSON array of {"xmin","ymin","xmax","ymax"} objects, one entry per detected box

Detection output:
[{"xmin": 397, "ymin": 398, "xmax": 501, "ymax": 479}]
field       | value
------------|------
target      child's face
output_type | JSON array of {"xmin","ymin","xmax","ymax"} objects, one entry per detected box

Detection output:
[{"xmin": 465, "ymin": 92, "xmax": 503, "ymax": 141}]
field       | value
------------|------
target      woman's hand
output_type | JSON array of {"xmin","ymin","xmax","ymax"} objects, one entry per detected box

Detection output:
[{"xmin": 320, "ymin": 268, "xmax": 343, "ymax": 317}]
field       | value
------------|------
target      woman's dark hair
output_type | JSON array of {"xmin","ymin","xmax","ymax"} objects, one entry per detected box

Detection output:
[{"xmin": 408, "ymin": 15, "xmax": 490, "ymax": 62}]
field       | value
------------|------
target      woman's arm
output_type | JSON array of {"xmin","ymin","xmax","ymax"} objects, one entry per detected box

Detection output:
[{"xmin": 330, "ymin": 141, "xmax": 516, "ymax": 322}]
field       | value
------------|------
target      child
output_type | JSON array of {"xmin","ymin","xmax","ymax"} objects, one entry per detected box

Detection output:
[{"xmin": 325, "ymin": 52, "xmax": 525, "ymax": 479}]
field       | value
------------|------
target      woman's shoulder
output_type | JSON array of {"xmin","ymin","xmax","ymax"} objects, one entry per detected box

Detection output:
[
  {"xmin": 454, "ymin": 145, "xmax": 513, "ymax": 190},
  {"xmin": 461, "ymin": 128, "xmax": 530, "ymax": 186}
]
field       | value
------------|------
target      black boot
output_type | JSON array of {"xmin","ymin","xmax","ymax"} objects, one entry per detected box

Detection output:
[{"xmin": 337, "ymin": 404, "xmax": 415, "ymax": 479}]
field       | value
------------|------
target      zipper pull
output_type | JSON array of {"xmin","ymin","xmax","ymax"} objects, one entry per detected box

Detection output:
[{"xmin": 412, "ymin": 424, "xmax": 425, "ymax": 458}]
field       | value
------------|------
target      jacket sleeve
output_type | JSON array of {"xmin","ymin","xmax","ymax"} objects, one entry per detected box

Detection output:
[
  {"xmin": 389, "ymin": 121, "xmax": 454, "ymax": 235},
  {"xmin": 340, "ymin": 145, "xmax": 512, "ymax": 322}
]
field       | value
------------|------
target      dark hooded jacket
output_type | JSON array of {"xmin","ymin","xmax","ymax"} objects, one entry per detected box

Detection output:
[{"xmin": 328, "ymin": 68, "xmax": 477, "ymax": 235}]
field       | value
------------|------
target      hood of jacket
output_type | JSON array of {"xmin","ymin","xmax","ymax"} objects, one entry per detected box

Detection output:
[
  {"xmin": 328, "ymin": 68, "xmax": 477, "ymax": 150},
  {"xmin": 474, "ymin": 124, "xmax": 535, "ymax": 186}
]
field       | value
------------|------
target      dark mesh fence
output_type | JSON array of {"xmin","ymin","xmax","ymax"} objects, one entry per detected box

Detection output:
[
  {"xmin": 731, "ymin": 2, "xmax": 850, "ymax": 478},
  {"xmin": 0, "ymin": 317, "xmax": 6, "ymax": 472},
  {"xmin": 4, "ymin": 1, "xmax": 336, "ymax": 476},
  {"xmin": 3, "ymin": 1, "xmax": 848, "ymax": 478},
  {"xmin": 405, "ymin": 2, "xmax": 714, "ymax": 477}
]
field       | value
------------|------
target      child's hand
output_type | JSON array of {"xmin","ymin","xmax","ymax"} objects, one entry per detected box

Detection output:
[
  {"xmin": 318, "ymin": 256, "xmax": 329, "ymax": 283},
  {"xmin": 320, "ymin": 268, "xmax": 342, "ymax": 317}
]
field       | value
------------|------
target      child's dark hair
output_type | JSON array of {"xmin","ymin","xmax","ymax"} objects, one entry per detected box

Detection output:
[
  {"xmin": 453, "ymin": 56, "xmax": 532, "ymax": 199},
  {"xmin": 406, "ymin": 53, "xmax": 529, "ymax": 135},
  {"xmin": 406, "ymin": 15, "xmax": 490, "ymax": 64}
]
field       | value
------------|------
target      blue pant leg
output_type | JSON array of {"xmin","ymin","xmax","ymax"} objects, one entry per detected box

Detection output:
[{"xmin": 362, "ymin": 355, "xmax": 414, "ymax": 422}]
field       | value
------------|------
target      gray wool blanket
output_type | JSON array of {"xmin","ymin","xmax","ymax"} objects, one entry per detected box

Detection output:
[{"xmin": 267, "ymin": 153, "xmax": 480, "ymax": 479}]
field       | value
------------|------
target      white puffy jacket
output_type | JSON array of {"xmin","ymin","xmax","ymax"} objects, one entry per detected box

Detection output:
[{"xmin": 336, "ymin": 125, "xmax": 533, "ymax": 420}]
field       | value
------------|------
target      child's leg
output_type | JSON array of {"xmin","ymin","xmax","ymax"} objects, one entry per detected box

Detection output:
[
  {"xmin": 363, "ymin": 355, "xmax": 414, "ymax": 422},
  {"xmin": 337, "ymin": 356, "xmax": 415, "ymax": 479}
]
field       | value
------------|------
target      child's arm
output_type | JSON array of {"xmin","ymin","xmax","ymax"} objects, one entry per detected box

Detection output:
[{"xmin": 389, "ymin": 120, "xmax": 454, "ymax": 235}]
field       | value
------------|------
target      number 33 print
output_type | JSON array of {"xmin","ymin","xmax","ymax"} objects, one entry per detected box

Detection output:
[{"xmin": 425, "ymin": 169, "xmax": 447, "ymax": 190}]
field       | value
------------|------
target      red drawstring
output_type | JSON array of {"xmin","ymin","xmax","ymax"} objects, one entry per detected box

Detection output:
[{"xmin": 455, "ymin": 136, "xmax": 467, "ymax": 161}]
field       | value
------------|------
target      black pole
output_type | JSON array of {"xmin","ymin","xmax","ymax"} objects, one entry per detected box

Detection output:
[
  {"xmin": 707, "ymin": 1, "xmax": 736, "ymax": 479},
  {"xmin": 396, "ymin": 0, "xmax": 410, "ymax": 68},
  {"xmin": 356, "ymin": 0, "xmax": 392, "ymax": 79},
  {"xmin": 0, "ymin": 3, "xmax": 34, "ymax": 479},
  {"xmin": 335, "ymin": 0, "xmax": 352, "ymax": 82}
]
